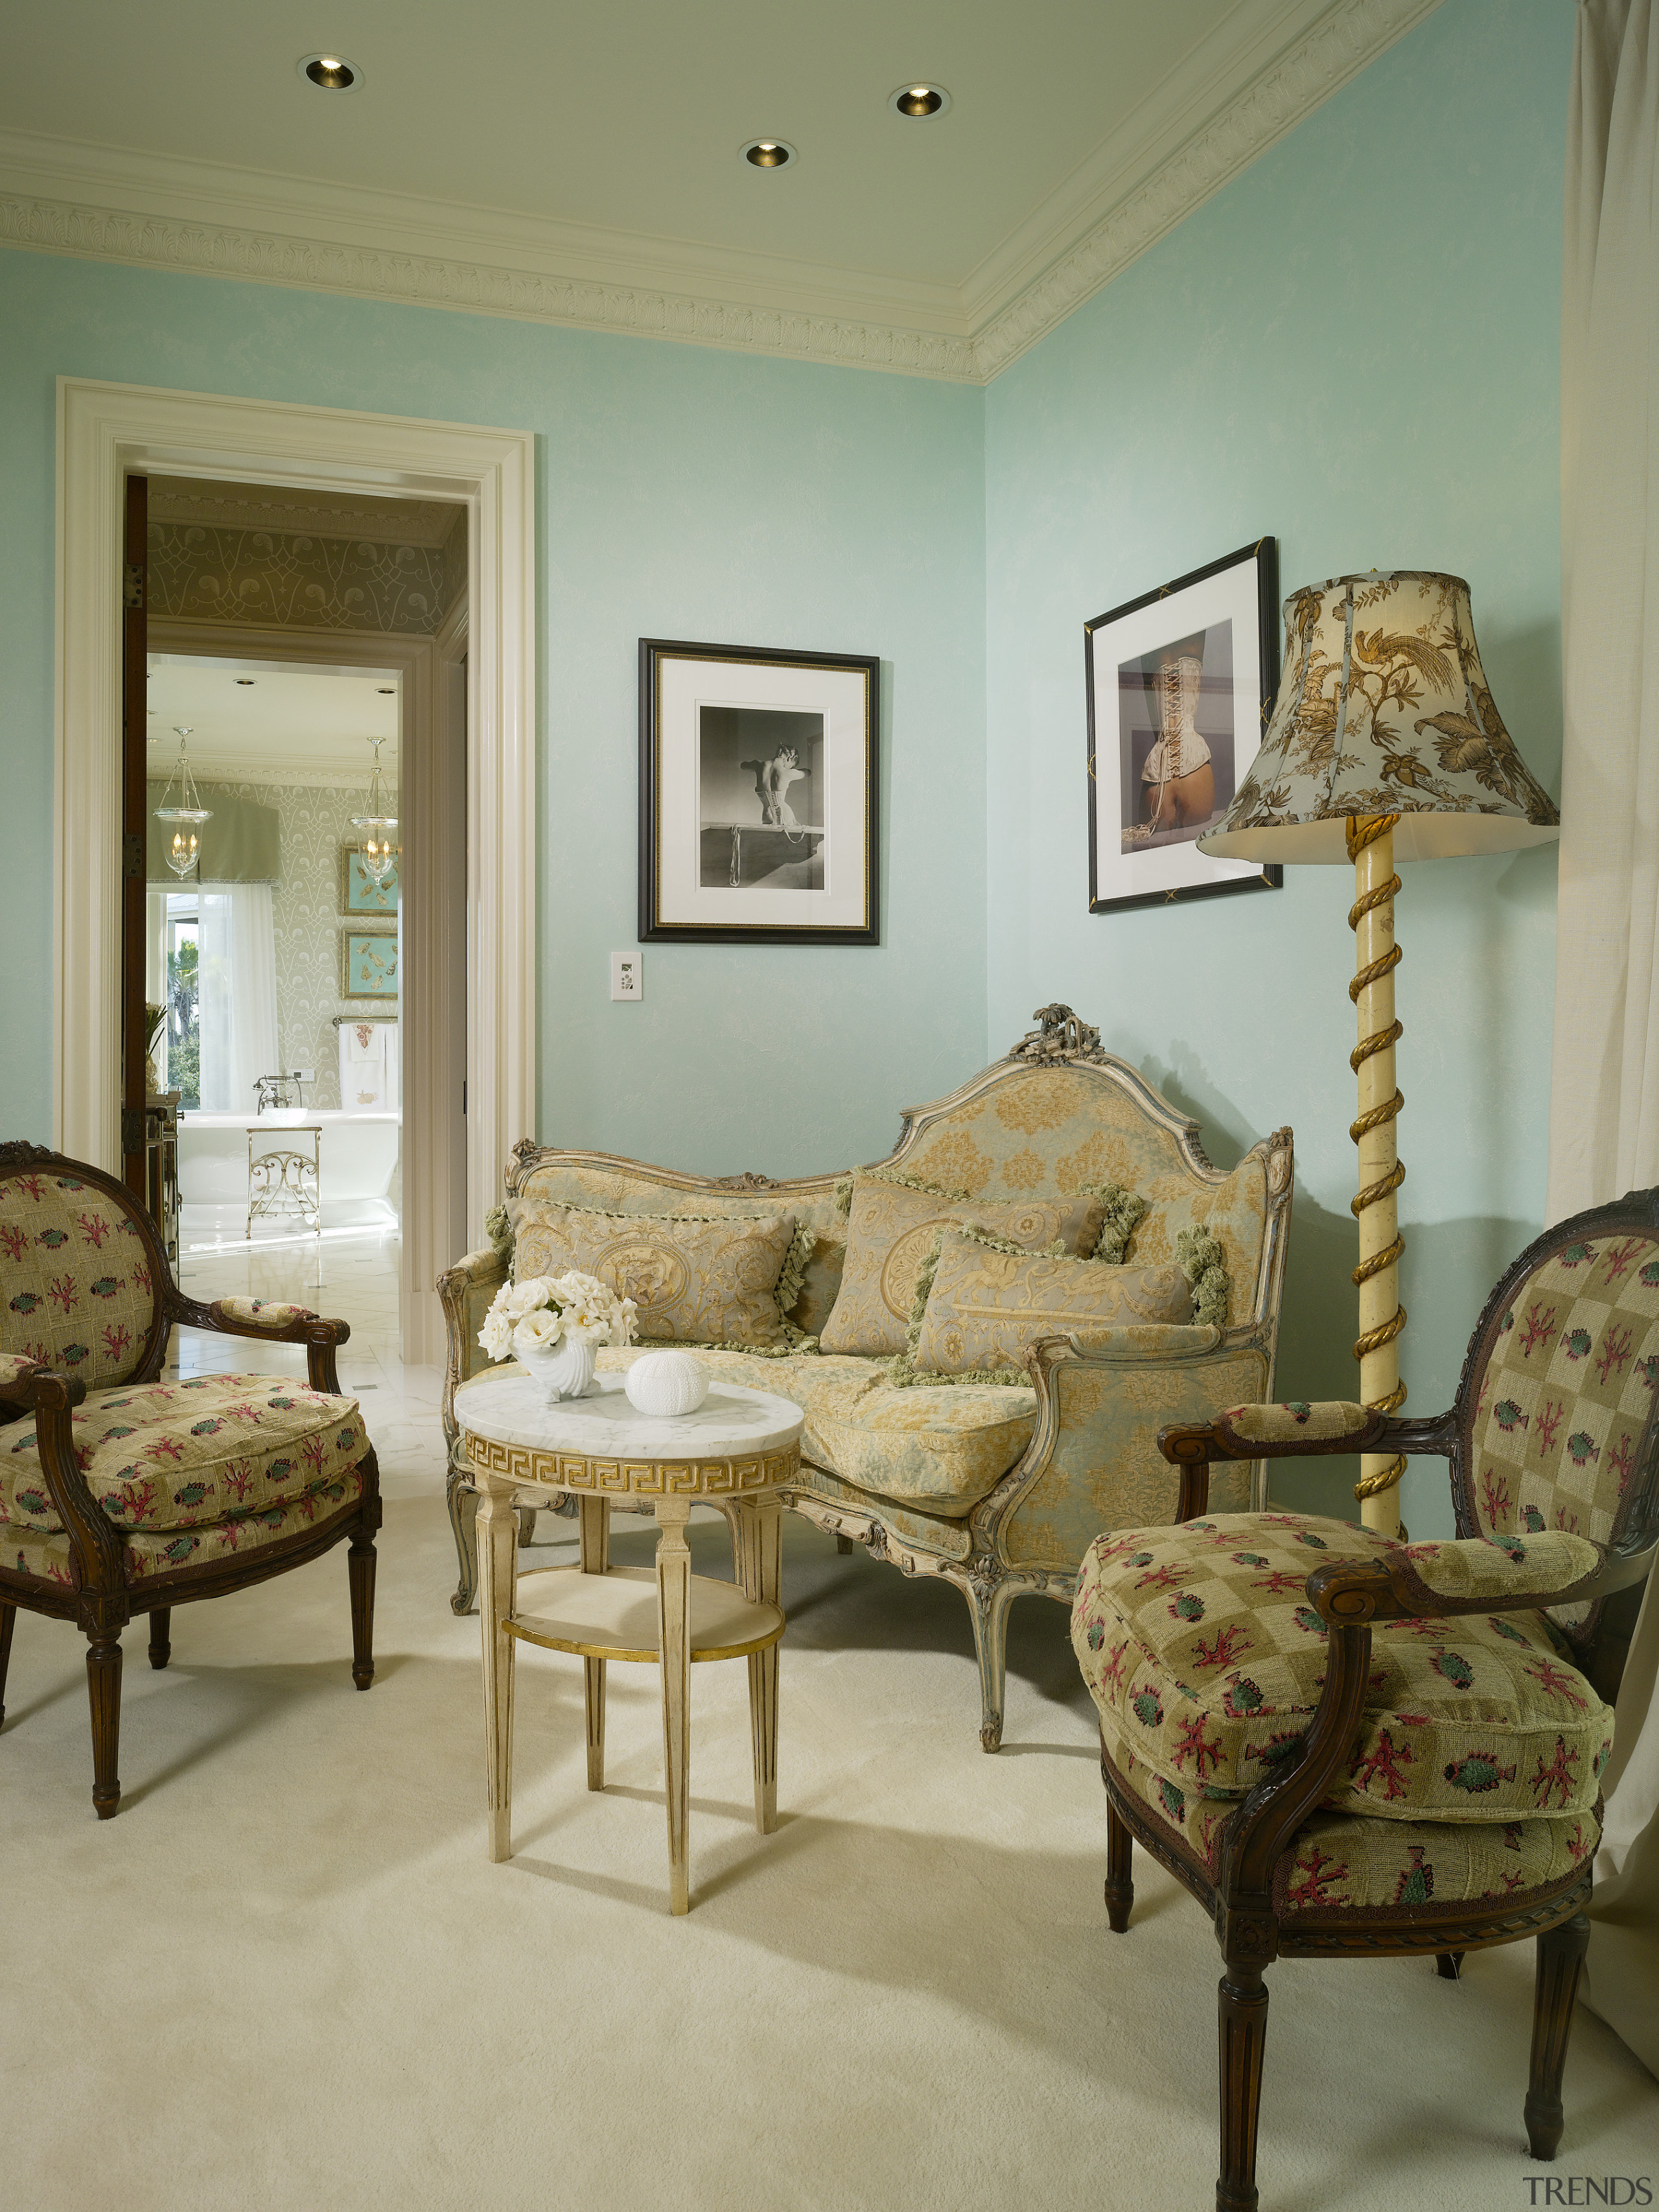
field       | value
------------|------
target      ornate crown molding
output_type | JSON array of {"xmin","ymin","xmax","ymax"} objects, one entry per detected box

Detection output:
[{"xmin": 0, "ymin": 0, "xmax": 1438, "ymax": 386}]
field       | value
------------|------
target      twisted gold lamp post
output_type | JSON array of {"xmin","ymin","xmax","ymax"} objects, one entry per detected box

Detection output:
[{"xmin": 1200, "ymin": 571, "xmax": 1560, "ymax": 1536}]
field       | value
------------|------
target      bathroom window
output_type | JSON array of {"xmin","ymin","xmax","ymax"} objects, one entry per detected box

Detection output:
[{"xmin": 165, "ymin": 904, "xmax": 200, "ymax": 1110}]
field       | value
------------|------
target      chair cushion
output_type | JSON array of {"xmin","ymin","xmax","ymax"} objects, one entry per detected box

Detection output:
[
  {"xmin": 819, "ymin": 1176, "xmax": 1104, "ymax": 1358},
  {"xmin": 1106, "ymin": 1736, "xmax": 1599, "ymax": 1916},
  {"xmin": 1071, "ymin": 1511, "xmax": 1614, "ymax": 1826},
  {"xmin": 1, "ymin": 1374, "xmax": 368, "ymax": 1533},
  {"xmin": 594, "ymin": 1344, "xmax": 1036, "ymax": 1511},
  {"xmin": 2, "ymin": 1163, "xmax": 156, "ymax": 1390},
  {"xmin": 5, "ymin": 1463, "xmax": 368, "ymax": 1589}
]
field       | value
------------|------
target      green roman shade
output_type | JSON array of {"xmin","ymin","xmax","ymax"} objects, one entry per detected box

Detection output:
[{"xmin": 146, "ymin": 782, "xmax": 280, "ymax": 884}]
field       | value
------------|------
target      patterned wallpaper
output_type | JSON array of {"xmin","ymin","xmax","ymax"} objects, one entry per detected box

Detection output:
[
  {"xmin": 198, "ymin": 778, "xmax": 398, "ymax": 1109},
  {"xmin": 146, "ymin": 523, "xmax": 456, "ymax": 634}
]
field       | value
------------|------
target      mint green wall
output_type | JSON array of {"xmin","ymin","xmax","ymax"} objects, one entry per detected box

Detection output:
[
  {"xmin": 0, "ymin": 253, "xmax": 987, "ymax": 1175},
  {"xmin": 984, "ymin": 0, "xmax": 1572, "ymax": 1537}
]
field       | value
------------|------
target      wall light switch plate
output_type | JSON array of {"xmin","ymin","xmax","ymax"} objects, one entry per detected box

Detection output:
[
  {"xmin": 295, "ymin": 1068, "xmax": 316, "ymax": 1084},
  {"xmin": 610, "ymin": 951, "xmax": 642, "ymax": 1002}
]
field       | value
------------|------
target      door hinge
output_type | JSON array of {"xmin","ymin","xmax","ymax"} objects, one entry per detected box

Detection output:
[
  {"xmin": 123, "ymin": 832, "xmax": 144, "ymax": 879},
  {"xmin": 124, "ymin": 564, "xmax": 145, "ymax": 611},
  {"xmin": 121, "ymin": 1106, "xmax": 146, "ymax": 1156}
]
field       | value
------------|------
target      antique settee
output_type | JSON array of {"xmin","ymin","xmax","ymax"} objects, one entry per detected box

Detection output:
[{"xmin": 440, "ymin": 1006, "xmax": 1294, "ymax": 1749}]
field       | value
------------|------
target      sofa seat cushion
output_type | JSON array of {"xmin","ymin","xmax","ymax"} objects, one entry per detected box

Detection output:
[
  {"xmin": 1071, "ymin": 1511, "xmax": 1614, "ymax": 1826},
  {"xmin": 3, "ymin": 1463, "xmax": 369, "ymax": 1590},
  {"xmin": 594, "ymin": 1345, "xmax": 1035, "ymax": 1511},
  {"xmin": 1105, "ymin": 1738, "xmax": 1599, "ymax": 1916},
  {"xmin": 1, "ymin": 1374, "xmax": 368, "ymax": 1533}
]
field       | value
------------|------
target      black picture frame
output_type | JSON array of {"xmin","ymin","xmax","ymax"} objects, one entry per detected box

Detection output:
[
  {"xmin": 638, "ymin": 637, "xmax": 880, "ymax": 945},
  {"xmin": 1085, "ymin": 539, "xmax": 1282, "ymax": 914}
]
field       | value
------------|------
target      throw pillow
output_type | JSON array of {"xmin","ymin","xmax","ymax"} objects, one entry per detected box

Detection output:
[
  {"xmin": 507, "ymin": 1199, "xmax": 799, "ymax": 1349},
  {"xmin": 818, "ymin": 1174, "xmax": 1104, "ymax": 1358},
  {"xmin": 906, "ymin": 1226, "xmax": 1194, "ymax": 1382}
]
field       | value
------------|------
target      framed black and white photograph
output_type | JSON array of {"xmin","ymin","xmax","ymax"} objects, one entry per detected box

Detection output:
[
  {"xmin": 639, "ymin": 638, "xmax": 879, "ymax": 944},
  {"xmin": 1085, "ymin": 539, "xmax": 1281, "ymax": 913}
]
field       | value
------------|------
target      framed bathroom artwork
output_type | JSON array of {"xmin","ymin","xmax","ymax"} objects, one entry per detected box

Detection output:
[
  {"xmin": 342, "ymin": 929, "xmax": 399, "ymax": 999},
  {"xmin": 340, "ymin": 844, "xmax": 400, "ymax": 916},
  {"xmin": 1085, "ymin": 539, "xmax": 1282, "ymax": 914},
  {"xmin": 638, "ymin": 636, "xmax": 879, "ymax": 944}
]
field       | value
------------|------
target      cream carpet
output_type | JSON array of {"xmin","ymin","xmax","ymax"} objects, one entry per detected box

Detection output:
[{"xmin": 3, "ymin": 1320, "xmax": 1654, "ymax": 2211}]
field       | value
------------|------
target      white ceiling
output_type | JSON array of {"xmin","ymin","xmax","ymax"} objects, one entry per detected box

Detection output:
[
  {"xmin": 146, "ymin": 657, "xmax": 400, "ymax": 788},
  {"xmin": 0, "ymin": 0, "xmax": 1437, "ymax": 381}
]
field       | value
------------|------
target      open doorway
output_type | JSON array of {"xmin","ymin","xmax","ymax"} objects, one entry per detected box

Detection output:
[
  {"xmin": 145, "ymin": 650, "xmax": 409, "ymax": 1338},
  {"xmin": 126, "ymin": 467, "xmax": 470, "ymax": 1364}
]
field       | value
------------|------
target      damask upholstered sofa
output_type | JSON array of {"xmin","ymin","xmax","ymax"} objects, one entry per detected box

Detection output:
[{"xmin": 440, "ymin": 1005, "xmax": 1294, "ymax": 1749}]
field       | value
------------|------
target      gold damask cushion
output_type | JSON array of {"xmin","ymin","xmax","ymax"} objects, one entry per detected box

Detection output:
[
  {"xmin": 510, "ymin": 1201, "xmax": 798, "ymax": 1347},
  {"xmin": 4, "ymin": 1463, "xmax": 367, "ymax": 1589},
  {"xmin": 594, "ymin": 1344, "xmax": 1036, "ymax": 1511},
  {"xmin": 819, "ymin": 1176, "xmax": 1104, "ymax": 1358},
  {"xmin": 1, "ymin": 1373, "xmax": 368, "ymax": 1532},
  {"xmin": 1071, "ymin": 1511, "xmax": 1614, "ymax": 1826},
  {"xmin": 912, "ymin": 1228, "xmax": 1192, "ymax": 1379},
  {"xmin": 1106, "ymin": 1740, "xmax": 1599, "ymax": 1916}
]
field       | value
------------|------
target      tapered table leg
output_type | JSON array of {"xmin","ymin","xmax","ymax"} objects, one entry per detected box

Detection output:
[
  {"xmin": 655, "ymin": 1496, "xmax": 693, "ymax": 1915},
  {"xmin": 739, "ymin": 1495, "xmax": 782, "ymax": 1834},
  {"xmin": 580, "ymin": 1496, "xmax": 609, "ymax": 1792},
  {"xmin": 476, "ymin": 1472, "xmax": 518, "ymax": 1863}
]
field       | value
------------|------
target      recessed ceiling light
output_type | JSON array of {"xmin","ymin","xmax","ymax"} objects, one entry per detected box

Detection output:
[
  {"xmin": 235, "ymin": 677, "xmax": 256, "ymax": 686},
  {"xmin": 377, "ymin": 687, "xmax": 397, "ymax": 695},
  {"xmin": 741, "ymin": 137, "xmax": 798, "ymax": 170},
  {"xmin": 298, "ymin": 52, "xmax": 364, "ymax": 93},
  {"xmin": 889, "ymin": 82, "xmax": 951, "ymax": 119}
]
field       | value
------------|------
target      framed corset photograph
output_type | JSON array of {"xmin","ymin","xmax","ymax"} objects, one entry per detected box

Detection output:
[
  {"xmin": 1085, "ymin": 539, "xmax": 1282, "ymax": 914},
  {"xmin": 638, "ymin": 636, "xmax": 879, "ymax": 944}
]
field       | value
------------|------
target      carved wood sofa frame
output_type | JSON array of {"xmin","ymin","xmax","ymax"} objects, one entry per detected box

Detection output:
[
  {"xmin": 439, "ymin": 1005, "xmax": 1294, "ymax": 1751},
  {"xmin": 1108, "ymin": 1185, "xmax": 1659, "ymax": 2212},
  {"xmin": 0, "ymin": 1141, "xmax": 381, "ymax": 1817}
]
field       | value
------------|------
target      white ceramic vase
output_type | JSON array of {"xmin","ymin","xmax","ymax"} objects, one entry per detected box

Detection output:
[
  {"xmin": 624, "ymin": 1349, "xmax": 709, "ymax": 1417},
  {"xmin": 516, "ymin": 1333, "xmax": 597, "ymax": 1403}
]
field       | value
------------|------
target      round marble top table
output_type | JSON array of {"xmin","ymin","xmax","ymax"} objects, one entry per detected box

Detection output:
[{"xmin": 453, "ymin": 1368, "xmax": 804, "ymax": 1915}]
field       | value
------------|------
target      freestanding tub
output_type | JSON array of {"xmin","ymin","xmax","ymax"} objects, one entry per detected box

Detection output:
[{"xmin": 178, "ymin": 1112, "xmax": 401, "ymax": 1207}]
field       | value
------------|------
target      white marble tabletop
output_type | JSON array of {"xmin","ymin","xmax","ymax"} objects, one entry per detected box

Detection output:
[{"xmin": 453, "ymin": 1368, "xmax": 804, "ymax": 1461}]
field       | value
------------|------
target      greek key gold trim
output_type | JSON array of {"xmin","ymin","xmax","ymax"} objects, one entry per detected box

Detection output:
[{"xmin": 465, "ymin": 1431, "xmax": 799, "ymax": 1497}]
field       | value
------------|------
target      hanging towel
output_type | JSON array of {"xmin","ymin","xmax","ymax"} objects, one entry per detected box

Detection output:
[{"xmin": 339, "ymin": 1021, "xmax": 397, "ymax": 1112}]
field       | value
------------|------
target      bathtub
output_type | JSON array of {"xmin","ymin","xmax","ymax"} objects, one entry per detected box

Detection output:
[{"xmin": 178, "ymin": 1112, "xmax": 401, "ymax": 1207}]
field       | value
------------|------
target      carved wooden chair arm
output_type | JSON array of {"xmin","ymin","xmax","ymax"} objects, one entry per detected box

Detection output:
[
  {"xmin": 6, "ymin": 1364, "xmax": 126, "ymax": 1598},
  {"xmin": 1158, "ymin": 1407, "xmax": 1461, "ymax": 1518},
  {"xmin": 163, "ymin": 1288, "xmax": 352, "ymax": 1395},
  {"xmin": 1306, "ymin": 1535, "xmax": 1658, "ymax": 1628}
]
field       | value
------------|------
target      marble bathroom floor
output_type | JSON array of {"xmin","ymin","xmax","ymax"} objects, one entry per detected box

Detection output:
[{"xmin": 174, "ymin": 1225, "xmax": 447, "ymax": 1502}]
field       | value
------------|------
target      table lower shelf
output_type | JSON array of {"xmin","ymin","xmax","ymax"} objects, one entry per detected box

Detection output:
[{"xmin": 505, "ymin": 1565, "xmax": 784, "ymax": 1664}]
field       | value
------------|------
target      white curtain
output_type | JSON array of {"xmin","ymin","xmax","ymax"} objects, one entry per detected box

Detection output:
[
  {"xmin": 1549, "ymin": 0, "xmax": 1659, "ymax": 2078},
  {"xmin": 196, "ymin": 885, "xmax": 279, "ymax": 1114}
]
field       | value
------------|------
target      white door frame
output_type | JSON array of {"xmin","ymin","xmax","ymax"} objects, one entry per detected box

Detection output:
[{"xmin": 55, "ymin": 378, "xmax": 535, "ymax": 1336}]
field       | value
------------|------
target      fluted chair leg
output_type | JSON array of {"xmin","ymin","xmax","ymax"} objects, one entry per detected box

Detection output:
[
  {"xmin": 349, "ymin": 1528, "xmax": 377, "ymax": 1690},
  {"xmin": 1105, "ymin": 1799, "xmax": 1135, "ymax": 1932},
  {"xmin": 1435, "ymin": 1950, "xmax": 1463, "ymax": 1980},
  {"xmin": 86, "ymin": 1631, "xmax": 122, "ymax": 1819},
  {"xmin": 147, "ymin": 1609, "xmax": 171, "ymax": 1670},
  {"xmin": 1217, "ymin": 1963, "xmax": 1270, "ymax": 2212},
  {"xmin": 0, "ymin": 1601, "xmax": 15, "ymax": 1725},
  {"xmin": 1526, "ymin": 1910, "xmax": 1590, "ymax": 2160}
]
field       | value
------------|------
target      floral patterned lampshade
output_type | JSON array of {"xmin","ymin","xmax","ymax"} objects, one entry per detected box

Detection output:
[{"xmin": 1198, "ymin": 570, "xmax": 1560, "ymax": 864}]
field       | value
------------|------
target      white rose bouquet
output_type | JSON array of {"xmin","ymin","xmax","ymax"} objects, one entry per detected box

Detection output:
[{"xmin": 479, "ymin": 1268, "xmax": 638, "ymax": 1364}]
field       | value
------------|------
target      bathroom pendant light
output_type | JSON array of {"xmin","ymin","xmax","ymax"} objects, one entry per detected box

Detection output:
[
  {"xmin": 351, "ymin": 736, "xmax": 400, "ymax": 886},
  {"xmin": 154, "ymin": 727, "xmax": 213, "ymax": 878}
]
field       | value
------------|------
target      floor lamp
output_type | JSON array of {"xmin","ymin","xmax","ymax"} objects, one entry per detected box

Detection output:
[{"xmin": 1200, "ymin": 570, "xmax": 1560, "ymax": 1535}]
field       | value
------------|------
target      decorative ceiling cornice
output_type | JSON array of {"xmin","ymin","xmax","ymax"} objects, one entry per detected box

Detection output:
[{"xmin": 0, "ymin": 0, "xmax": 1439, "ymax": 387}]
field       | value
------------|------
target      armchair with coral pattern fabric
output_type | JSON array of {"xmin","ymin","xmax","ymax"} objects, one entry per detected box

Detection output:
[
  {"xmin": 0, "ymin": 1141, "xmax": 382, "ymax": 1817},
  {"xmin": 1069, "ymin": 1188, "xmax": 1659, "ymax": 2212}
]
